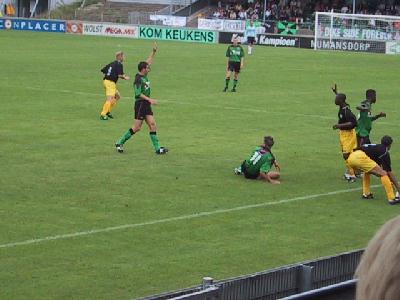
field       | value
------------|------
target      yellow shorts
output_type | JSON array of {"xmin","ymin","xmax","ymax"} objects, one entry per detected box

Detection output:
[
  {"xmin": 339, "ymin": 129, "xmax": 356, "ymax": 154},
  {"xmin": 103, "ymin": 79, "xmax": 119, "ymax": 97},
  {"xmin": 347, "ymin": 150, "xmax": 377, "ymax": 173}
]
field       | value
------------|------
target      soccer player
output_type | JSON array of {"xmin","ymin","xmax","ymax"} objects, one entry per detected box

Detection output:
[
  {"xmin": 223, "ymin": 37, "xmax": 245, "ymax": 92},
  {"xmin": 332, "ymin": 92, "xmax": 358, "ymax": 183},
  {"xmin": 347, "ymin": 135, "xmax": 400, "ymax": 204},
  {"xmin": 99, "ymin": 51, "xmax": 130, "ymax": 120},
  {"xmin": 115, "ymin": 43, "xmax": 168, "ymax": 155},
  {"xmin": 245, "ymin": 19, "xmax": 257, "ymax": 55},
  {"xmin": 356, "ymin": 89, "xmax": 386, "ymax": 146},
  {"xmin": 234, "ymin": 136, "xmax": 281, "ymax": 184}
]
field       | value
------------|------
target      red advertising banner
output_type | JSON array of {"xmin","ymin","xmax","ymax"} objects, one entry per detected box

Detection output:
[{"xmin": 66, "ymin": 21, "xmax": 83, "ymax": 34}]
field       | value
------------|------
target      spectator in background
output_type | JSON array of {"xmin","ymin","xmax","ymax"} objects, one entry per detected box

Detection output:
[
  {"xmin": 265, "ymin": 7, "xmax": 272, "ymax": 19},
  {"xmin": 229, "ymin": 9, "xmax": 237, "ymax": 19},
  {"xmin": 212, "ymin": 9, "xmax": 221, "ymax": 18},
  {"xmin": 245, "ymin": 19, "xmax": 257, "ymax": 54},
  {"xmin": 238, "ymin": 8, "xmax": 247, "ymax": 19},
  {"xmin": 355, "ymin": 215, "xmax": 400, "ymax": 299},
  {"xmin": 341, "ymin": 4, "xmax": 349, "ymax": 13}
]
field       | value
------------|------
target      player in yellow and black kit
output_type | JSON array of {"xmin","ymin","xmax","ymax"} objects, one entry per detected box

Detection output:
[
  {"xmin": 223, "ymin": 36, "xmax": 244, "ymax": 92},
  {"xmin": 99, "ymin": 51, "xmax": 130, "ymax": 120},
  {"xmin": 347, "ymin": 136, "xmax": 400, "ymax": 204},
  {"xmin": 332, "ymin": 92, "xmax": 358, "ymax": 182}
]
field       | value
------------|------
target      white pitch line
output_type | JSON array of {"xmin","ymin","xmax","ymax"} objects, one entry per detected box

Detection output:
[
  {"xmin": 0, "ymin": 185, "xmax": 379, "ymax": 249},
  {"xmin": 7, "ymin": 85, "xmax": 400, "ymax": 125},
  {"xmin": 4, "ymin": 85, "xmax": 336, "ymax": 121}
]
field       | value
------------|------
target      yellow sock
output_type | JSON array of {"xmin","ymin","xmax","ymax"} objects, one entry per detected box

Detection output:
[
  {"xmin": 345, "ymin": 160, "xmax": 355, "ymax": 176},
  {"xmin": 363, "ymin": 173, "xmax": 371, "ymax": 195},
  {"xmin": 100, "ymin": 101, "xmax": 111, "ymax": 116},
  {"xmin": 110, "ymin": 100, "xmax": 117, "ymax": 112},
  {"xmin": 381, "ymin": 175, "xmax": 395, "ymax": 200}
]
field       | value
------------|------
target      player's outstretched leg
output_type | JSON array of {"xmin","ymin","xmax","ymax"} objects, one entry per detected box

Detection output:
[{"xmin": 115, "ymin": 128, "xmax": 135, "ymax": 153}]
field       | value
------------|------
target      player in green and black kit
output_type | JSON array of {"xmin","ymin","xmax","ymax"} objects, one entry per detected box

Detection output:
[
  {"xmin": 234, "ymin": 136, "xmax": 281, "ymax": 184},
  {"xmin": 356, "ymin": 89, "xmax": 386, "ymax": 146},
  {"xmin": 115, "ymin": 42, "xmax": 168, "ymax": 155},
  {"xmin": 223, "ymin": 36, "xmax": 245, "ymax": 92}
]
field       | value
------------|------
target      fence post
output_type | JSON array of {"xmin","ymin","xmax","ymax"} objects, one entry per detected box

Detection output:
[
  {"xmin": 202, "ymin": 277, "xmax": 214, "ymax": 289},
  {"xmin": 298, "ymin": 265, "xmax": 313, "ymax": 293}
]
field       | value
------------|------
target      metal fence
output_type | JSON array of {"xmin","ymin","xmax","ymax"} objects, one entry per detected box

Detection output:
[
  {"xmin": 140, "ymin": 249, "xmax": 363, "ymax": 300},
  {"xmin": 127, "ymin": 0, "xmax": 207, "ymax": 25}
]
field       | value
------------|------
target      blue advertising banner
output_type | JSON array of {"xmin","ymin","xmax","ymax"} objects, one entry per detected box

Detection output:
[{"xmin": 0, "ymin": 18, "xmax": 65, "ymax": 33}]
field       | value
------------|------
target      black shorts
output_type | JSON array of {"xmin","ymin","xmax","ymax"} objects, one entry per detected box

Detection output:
[
  {"xmin": 247, "ymin": 36, "xmax": 255, "ymax": 44},
  {"xmin": 357, "ymin": 135, "xmax": 371, "ymax": 146},
  {"xmin": 242, "ymin": 161, "xmax": 259, "ymax": 180},
  {"xmin": 134, "ymin": 100, "xmax": 153, "ymax": 120},
  {"xmin": 228, "ymin": 61, "xmax": 241, "ymax": 73}
]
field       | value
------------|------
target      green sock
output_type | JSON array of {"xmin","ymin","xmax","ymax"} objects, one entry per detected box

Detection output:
[
  {"xmin": 117, "ymin": 128, "xmax": 134, "ymax": 145},
  {"xmin": 233, "ymin": 79, "xmax": 238, "ymax": 88},
  {"xmin": 225, "ymin": 78, "xmax": 230, "ymax": 88},
  {"xmin": 150, "ymin": 132, "xmax": 160, "ymax": 151}
]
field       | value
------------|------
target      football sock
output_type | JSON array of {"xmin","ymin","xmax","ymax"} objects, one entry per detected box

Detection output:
[
  {"xmin": 109, "ymin": 100, "xmax": 117, "ymax": 112},
  {"xmin": 117, "ymin": 128, "xmax": 135, "ymax": 145},
  {"xmin": 149, "ymin": 132, "xmax": 160, "ymax": 151},
  {"xmin": 225, "ymin": 78, "xmax": 230, "ymax": 88},
  {"xmin": 101, "ymin": 101, "xmax": 111, "ymax": 116},
  {"xmin": 233, "ymin": 79, "xmax": 238, "ymax": 89},
  {"xmin": 362, "ymin": 173, "xmax": 371, "ymax": 195},
  {"xmin": 381, "ymin": 175, "xmax": 395, "ymax": 200},
  {"xmin": 345, "ymin": 160, "xmax": 355, "ymax": 176}
]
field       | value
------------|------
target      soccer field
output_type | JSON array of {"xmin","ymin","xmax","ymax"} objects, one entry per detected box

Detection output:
[{"xmin": 1, "ymin": 30, "xmax": 400, "ymax": 299}]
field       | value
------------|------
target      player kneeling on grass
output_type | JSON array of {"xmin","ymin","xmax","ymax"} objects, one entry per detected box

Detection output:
[
  {"xmin": 234, "ymin": 136, "xmax": 281, "ymax": 184},
  {"xmin": 347, "ymin": 135, "xmax": 400, "ymax": 205}
]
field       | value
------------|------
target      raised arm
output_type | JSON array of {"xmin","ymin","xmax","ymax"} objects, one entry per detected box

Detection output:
[
  {"xmin": 372, "ymin": 112, "xmax": 386, "ymax": 121},
  {"xmin": 146, "ymin": 42, "xmax": 158, "ymax": 65},
  {"xmin": 331, "ymin": 83, "xmax": 338, "ymax": 95}
]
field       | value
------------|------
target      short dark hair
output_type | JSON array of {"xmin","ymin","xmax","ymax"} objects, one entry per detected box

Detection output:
[
  {"xmin": 336, "ymin": 93, "xmax": 346, "ymax": 102},
  {"xmin": 264, "ymin": 136, "xmax": 274, "ymax": 147},
  {"xmin": 138, "ymin": 61, "xmax": 148, "ymax": 71},
  {"xmin": 366, "ymin": 89, "xmax": 376, "ymax": 99},
  {"xmin": 381, "ymin": 135, "xmax": 393, "ymax": 147}
]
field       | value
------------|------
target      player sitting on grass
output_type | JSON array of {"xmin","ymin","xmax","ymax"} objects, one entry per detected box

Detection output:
[{"xmin": 234, "ymin": 136, "xmax": 281, "ymax": 184}]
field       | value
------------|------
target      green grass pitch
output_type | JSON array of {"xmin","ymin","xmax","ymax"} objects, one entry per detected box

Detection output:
[{"xmin": 1, "ymin": 30, "xmax": 400, "ymax": 299}]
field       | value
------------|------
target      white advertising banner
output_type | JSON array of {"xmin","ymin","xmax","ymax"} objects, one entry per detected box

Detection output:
[
  {"xmin": 386, "ymin": 41, "xmax": 400, "ymax": 54},
  {"xmin": 222, "ymin": 19, "xmax": 246, "ymax": 32},
  {"xmin": 198, "ymin": 19, "xmax": 245, "ymax": 32},
  {"xmin": 83, "ymin": 22, "xmax": 138, "ymax": 38},
  {"xmin": 198, "ymin": 18, "xmax": 223, "ymax": 31},
  {"xmin": 150, "ymin": 15, "xmax": 187, "ymax": 27}
]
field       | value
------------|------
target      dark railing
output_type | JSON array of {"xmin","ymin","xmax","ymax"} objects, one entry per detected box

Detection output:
[
  {"xmin": 280, "ymin": 279, "xmax": 356, "ymax": 300},
  {"xmin": 139, "ymin": 249, "xmax": 363, "ymax": 300}
]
